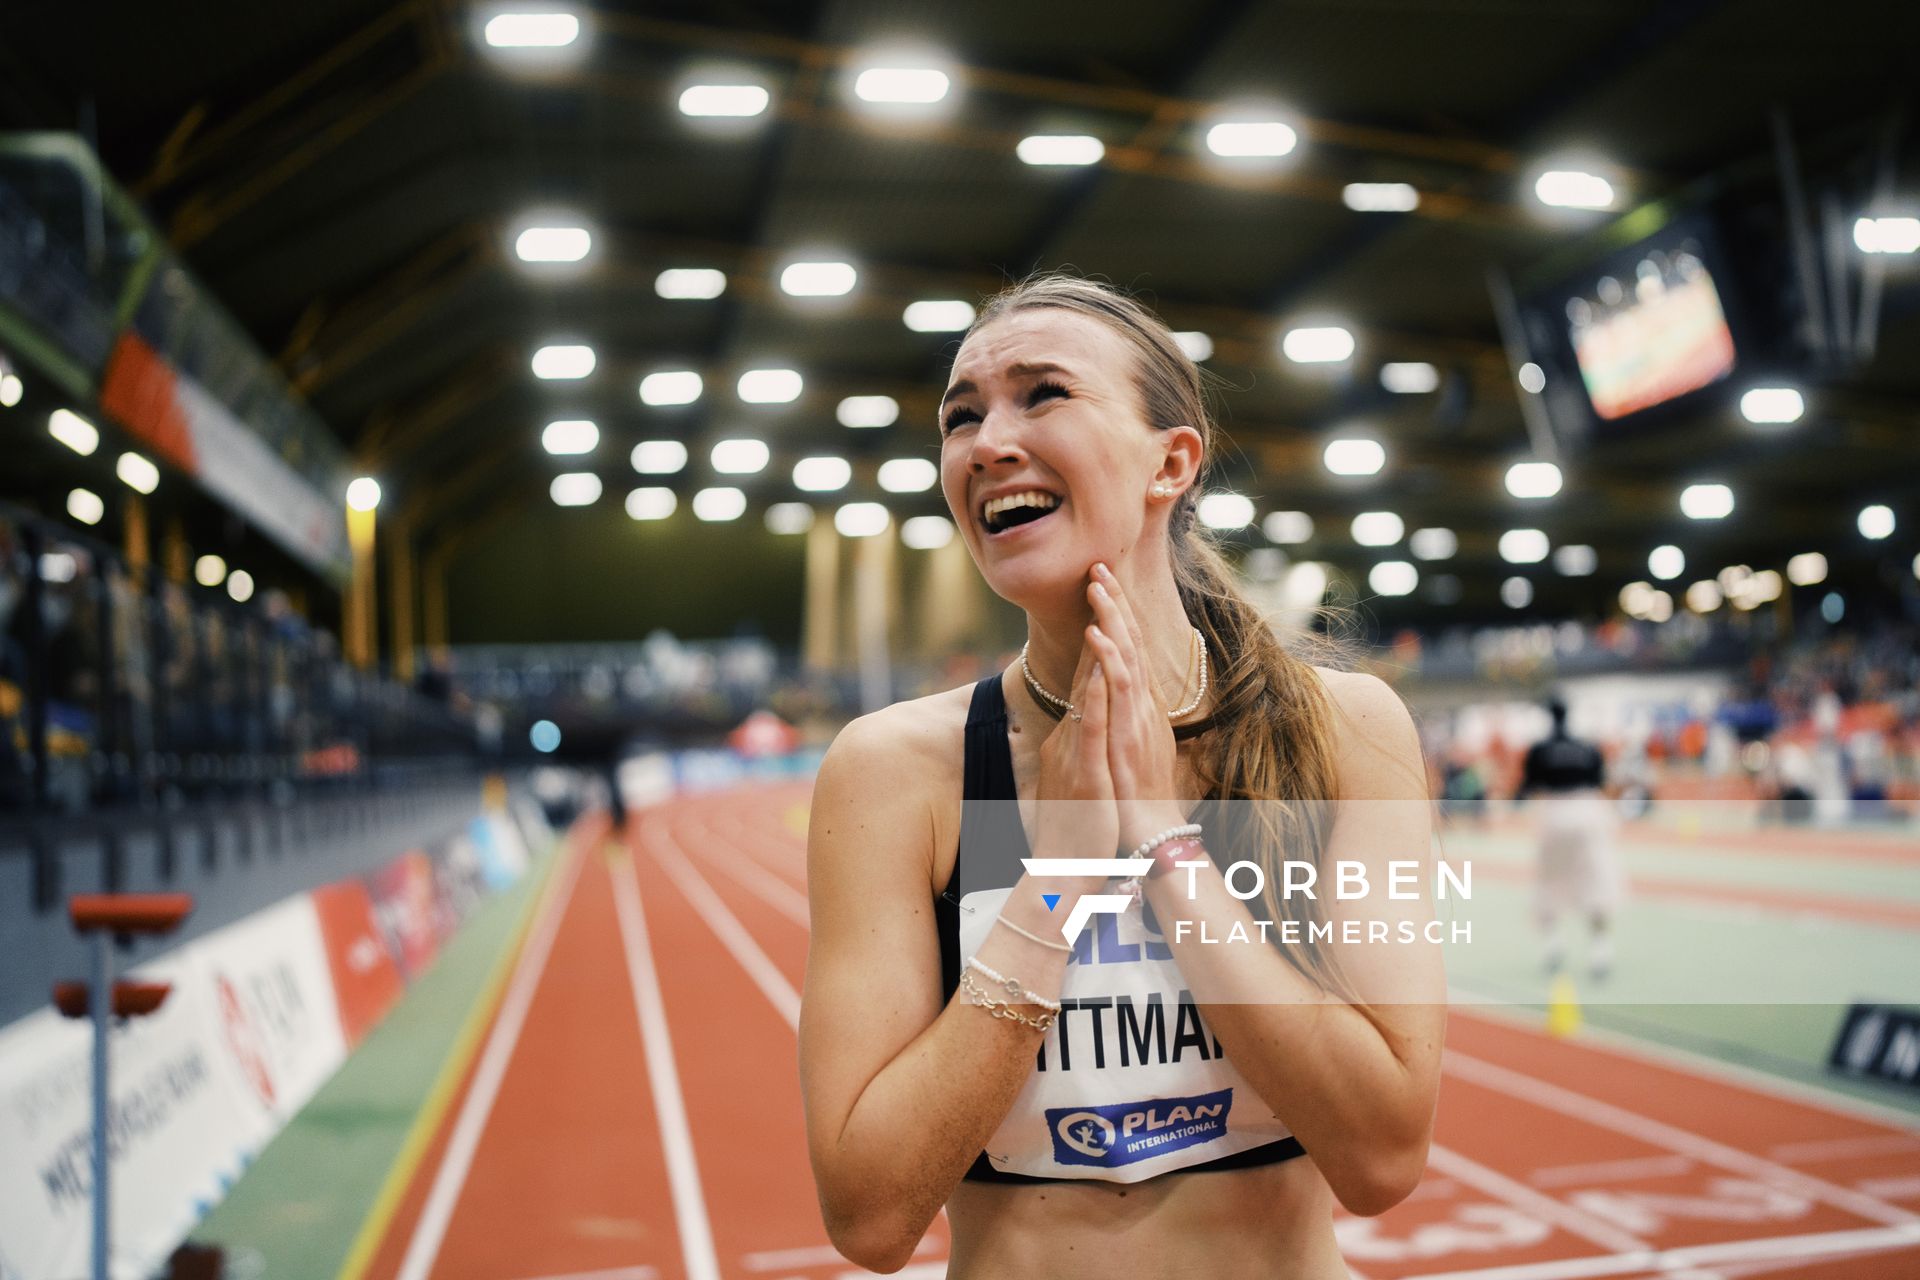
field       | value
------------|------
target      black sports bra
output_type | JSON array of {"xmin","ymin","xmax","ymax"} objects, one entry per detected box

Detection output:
[{"xmin": 937, "ymin": 675, "xmax": 1306, "ymax": 1183}]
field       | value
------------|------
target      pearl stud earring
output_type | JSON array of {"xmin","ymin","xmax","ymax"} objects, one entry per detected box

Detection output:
[{"xmin": 1152, "ymin": 483, "xmax": 1171, "ymax": 499}]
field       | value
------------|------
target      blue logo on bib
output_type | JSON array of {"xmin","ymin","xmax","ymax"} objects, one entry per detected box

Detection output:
[{"xmin": 1046, "ymin": 1088, "xmax": 1233, "ymax": 1168}]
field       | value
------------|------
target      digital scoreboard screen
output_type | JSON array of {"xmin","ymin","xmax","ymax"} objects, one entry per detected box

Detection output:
[{"xmin": 1561, "ymin": 238, "xmax": 1736, "ymax": 421}]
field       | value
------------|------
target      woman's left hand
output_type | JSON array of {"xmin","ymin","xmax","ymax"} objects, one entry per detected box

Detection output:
[{"xmin": 1083, "ymin": 562, "xmax": 1190, "ymax": 852}]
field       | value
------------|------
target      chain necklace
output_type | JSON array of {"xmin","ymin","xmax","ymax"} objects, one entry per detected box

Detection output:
[{"xmin": 1019, "ymin": 628, "xmax": 1208, "ymax": 721}]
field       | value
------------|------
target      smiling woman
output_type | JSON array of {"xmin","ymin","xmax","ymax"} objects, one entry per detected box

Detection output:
[{"xmin": 799, "ymin": 275, "xmax": 1443, "ymax": 1278}]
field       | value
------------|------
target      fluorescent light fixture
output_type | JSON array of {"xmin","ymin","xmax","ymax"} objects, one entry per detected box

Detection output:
[
  {"xmin": 1350, "ymin": 511, "xmax": 1403, "ymax": 546},
  {"xmin": 711, "ymin": 438, "xmax": 770, "ymax": 474},
  {"xmin": 835, "ymin": 502, "xmax": 890, "ymax": 537},
  {"xmin": 116, "ymin": 452, "xmax": 159, "ymax": 494},
  {"xmin": 1173, "ymin": 331, "xmax": 1214, "ymax": 362},
  {"xmin": 1197, "ymin": 493, "xmax": 1255, "ymax": 530},
  {"xmin": 903, "ymin": 300, "xmax": 975, "ymax": 332},
  {"xmin": 765, "ymin": 502, "xmax": 814, "ymax": 534},
  {"xmin": 854, "ymin": 67, "xmax": 950, "ymax": 105},
  {"xmin": 532, "ymin": 344, "xmax": 595, "ymax": 379},
  {"xmin": 346, "ymin": 477, "xmax": 382, "ymax": 511},
  {"xmin": 655, "ymin": 268, "xmax": 726, "ymax": 299},
  {"xmin": 901, "ymin": 515, "xmax": 954, "ymax": 550},
  {"xmin": 226, "ymin": 570, "xmax": 255, "ymax": 603},
  {"xmin": 631, "ymin": 440, "xmax": 688, "ymax": 474},
  {"xmin": 194, "ymin": 554, "xmax": 227, "ymax": 587},
  {"xmin": 1498, "ymin": 528, "xmax": 1549, "ymax": 563},
  {"xmin": 780, "ymin": 261, "xmax": 857, "ymax": 297},
  {"xmin": 878, "ymin": 458, "xmax": 937, "ymax": 493},
  {"xmin": 678, "ymin": 84, "xmax": 770, "ymax": 118},
  {"xmin": 49, "ymin": 408, "xmax": 98, "ymax": 455},
  {"xmin": 1854, "ymin": 216, "xmax": 1920, "ymax": 255},
  {"xmin": 1505, "ymin": 461, "xmax": 1562, "ymax": 499},
  {"xmin": 1205, "ymin": 121, "xmax": 1297, "ymax": 158},
  {"xmin": 67, "ymin": 488, "xmax": 104, "ymax": 525},
  {"xmin": 1368, "ymin": 561, "xmax": 1417, "ymax": 597},
  {"xmin": 1553, "ymin": 544, "xmax": 1597, "ymax": 576},
  {"xmin": 837, "ymin": 395, "xmax": 899, "ymax": 428},
  {"xmin": 0, "ymin": 373, "xmax": 21, "ymax": 407},
  {"xmin": 1282, "ymin": 562, "xmax": 1330, "ymax": 610},
  {"xmin": 514, "ymin": 225, "xmax": 591, "ymax": 263},
  {"xmin": 1717, "ymin": 564, "xmax": 1752, "ymax": 595},
  {"xmin": 1409, "ymin": 527, "xmax": 1456, "ymax": 560},
  {"xmin": 550, "ymin": 473, "xmax": 601, "ymax": 506},
  {"xmin": 37, "ymin": 552, "xmax": 76, "ymax": 583},
  {"xmin": 1686, "ymin": 580, "xmax": 1723, "ymax": 613},
  {"xmin": 639, "ymin": 370, "xmax": 703, "ymax": 406},
  {"xmin": 792, "ymin": 456, "xmax": 852, "ymax": 492},
  {"xmin": 1342, "ymin": 182, "xmax": 1419, "ymax": 213},
  {"xmin": 1620, "ymin": 582, "xmax": 1655, "ymax": 616},
  {"xmin": 1645, "ymin": 590, "xmax": 1674, "ymax": 622},
  {"xmin": 1017, "ymin": 135, "xmax": 1104, "ymax": 166},
  {"xmin": 484, "ymin": 11, "xmax": 579, "ymax": 47},
  {"xmin": 1533, "ymin": 169, "xmax": 1615, "ymax": 210},
  {"xmin": 693, "ymin": 487, "xmax": 747, "ymax": 522},
  {"xmin": 1282, "ymin": 326, "xmax": 1355, "ymax": 364},
  {"xmin": 1323, "ymin": 437, "xmax": 1384, "ymax": 476},
  {"xmin": 1501, "ymin": 576, "xmax": 1534, "ymax": 608},
  {"xmin": 1263, "ymin": 511, "xmax": 1313, "ymax": 544},
  {"xmin": 1380, "ymin": 362, "xmax": 1438, "ymax": 394},
  {"xmin": 626, "ymin": 487, "xmax": 677, "ymax": 521},
  {"xmin": 1517, "ymin": 362, "xmax": 1546, "ymax": 394},
  {"xmin": 1746, "ymin": 570, "xmax": 1782, "ymax": 604},
  {"xmin": 1680, "ymin": 483, "xmax": 1734, "ymax": 520},
  {"xmin": 1648, "ymin": 544, "xmax": 1685, "ymax": 580},
  {"xmin": 1786, "ymin": 552, "xmax": 1827, "ymax": 587},
  {"xmin": 1740, "ymin": 387, "xmax": 1803, "ymax": 424},
  {"xmin": 738, "ymin": 368, "xmax": 803, "ymax": 403},
  {"xmin": 1859, "ymin": 503, "xmax": 1895, "ymax": 540},
  {"xmin": 542, "ymin": 419, "xmax": 598, "ymax": 455}
]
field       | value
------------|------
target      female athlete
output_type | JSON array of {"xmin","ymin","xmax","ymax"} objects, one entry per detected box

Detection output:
[{"xmin": 800, "ymin": 276, "xmax": 1444, "ymax": 1278}]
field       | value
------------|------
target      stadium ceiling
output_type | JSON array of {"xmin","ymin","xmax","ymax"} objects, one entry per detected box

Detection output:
[{"xmin": 3, "ymin": 0, "xmax": 1917, "ymax": 619}]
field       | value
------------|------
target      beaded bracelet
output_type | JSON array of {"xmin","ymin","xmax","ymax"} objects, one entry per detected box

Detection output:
[
  {"xmin": 1129, "ymin": 823, "xmax": 1203, "ymax": 861},
  {"xmin": 1146, "ymin": 835, "xmax": 1209, "ymax": 880},
  {"xmin": 967, "ymin": 956, "xmax": 1062, "ymax": 1011},
  {"xmin": 959, "ymin": 969, "xmax": 1057, "ymax": 1031}
]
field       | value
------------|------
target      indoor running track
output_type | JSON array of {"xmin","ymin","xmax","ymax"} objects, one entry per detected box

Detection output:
[{"xmin": 348, "ymin": 784, "xmax": 1920, "ymax": 1280}]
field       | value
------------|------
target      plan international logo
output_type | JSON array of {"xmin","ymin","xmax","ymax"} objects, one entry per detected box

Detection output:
[
  {"xmin": 1046, "ymin": 1087, "xmax": 1234, "ymax": 1168},
  {"xmin": 1020, "ymin": 855, "xmax": 1472, "ymax": 946}
]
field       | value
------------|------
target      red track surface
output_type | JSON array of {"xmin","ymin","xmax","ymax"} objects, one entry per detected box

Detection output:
[{"xmin": 357, "ymin": 785, "xmax": 1920, "ymax": 1280}]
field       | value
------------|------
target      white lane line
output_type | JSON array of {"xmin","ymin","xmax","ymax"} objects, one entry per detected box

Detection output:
[
  {"xmin": 1528, "ymin": 1154, "xmax": 1695, "ymax": 1188},
  {"xmin": 649, "ymin": 824, "xmax": 802, "ymax": 1028},
  {"xmin": 1766, "ymin": 1133, "xmax": 1920, "ymax": 1164},
  {"xmin": 1407, "ymin": 1222, "xmax": 1920, "ymax": 1280},
  {"xmin": 394, "ymin": 845, "xmax": 586, "ymax": 1280},
  {"xmin": 610, "ymin": 855, "xmax": 724, "ymax": 1280},
  {"xmin": 1425, "ymin": 1144, "xmax": 1654, "ymax": 1256},
  {"xmin": 685, "ymin": 818, "xmax": 812, "ymax": 928},
  {"xmin": 744, "ymin": 1235, "xmax": 944, "ymax": 1271},
  {"xmin": 1445, "ymin": 1051, "xmax": 1920, "ymax": 1228},
  {"xmin": 1450, "ymin": 1001, "xmax": 1920, "ymax": 1134}
]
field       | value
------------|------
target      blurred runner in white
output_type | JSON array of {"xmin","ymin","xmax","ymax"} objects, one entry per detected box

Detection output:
[{"xmin": 1518, "ymin": 694, "xmax": 1622, "ymax": 979}]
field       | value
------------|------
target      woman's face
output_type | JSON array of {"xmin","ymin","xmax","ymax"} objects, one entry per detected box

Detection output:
[{"xmin": 938, "ymin": 308, "xmax": 1179, "ymax": 610}]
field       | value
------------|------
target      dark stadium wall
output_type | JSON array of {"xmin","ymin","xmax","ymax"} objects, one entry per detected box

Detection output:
[{"xmin": 445, "ymin": 505, "xmax": 807, "ymax": 645}]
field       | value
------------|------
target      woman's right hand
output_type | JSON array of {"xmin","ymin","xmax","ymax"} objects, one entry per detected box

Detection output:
[{"xmin": 1029, "ymin": 633, "xmax": 1119, "ymax": 862}]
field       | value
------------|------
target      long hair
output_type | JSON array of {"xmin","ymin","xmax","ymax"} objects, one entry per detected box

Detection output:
[{"xmin": 966, "ymin": 275, "xmax": 1348, "ymax": 995}]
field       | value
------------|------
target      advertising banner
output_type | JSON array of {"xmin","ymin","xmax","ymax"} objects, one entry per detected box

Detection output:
[{"xmin": 309, "ymin": 879, "xmax": 405, "ymax": 1048}]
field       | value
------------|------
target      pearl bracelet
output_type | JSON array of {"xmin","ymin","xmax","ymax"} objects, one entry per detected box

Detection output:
[
  {"xmin": 1130, "ymin": 823, "xmax": 1203, "ymax": 861},
  {"xmin": 966, "ymin": 956, "xmax": 1062, "ymax": 1012}
]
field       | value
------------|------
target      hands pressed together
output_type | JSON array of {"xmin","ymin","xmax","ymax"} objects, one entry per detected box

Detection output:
[{"xmin": 1031, "ymin": 562, "xmax": 1195, "ymax": 860}]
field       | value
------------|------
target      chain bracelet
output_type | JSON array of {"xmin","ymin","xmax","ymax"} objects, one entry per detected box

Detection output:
[{"xmin": 959, "ymin": 969, "xmax": 1057, "ymax": 1031}]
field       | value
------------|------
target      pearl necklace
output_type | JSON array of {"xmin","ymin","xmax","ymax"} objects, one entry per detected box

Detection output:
[{"xmin": 1020, "ymin": 628, "xmax": 1209, "ymax": 722}]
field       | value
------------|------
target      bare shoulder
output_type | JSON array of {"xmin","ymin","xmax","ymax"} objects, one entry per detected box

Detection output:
[
  {"xmin": 809, "ymin": 680, "xmax": 980, "ymax": 901},
  {"xmin": 815, "ymin": 681, "xmax": 974, "ymax": 799},
  {"xmin": 1310, "ymin": 667, "xmax": 1427, "ymax": 801}
]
